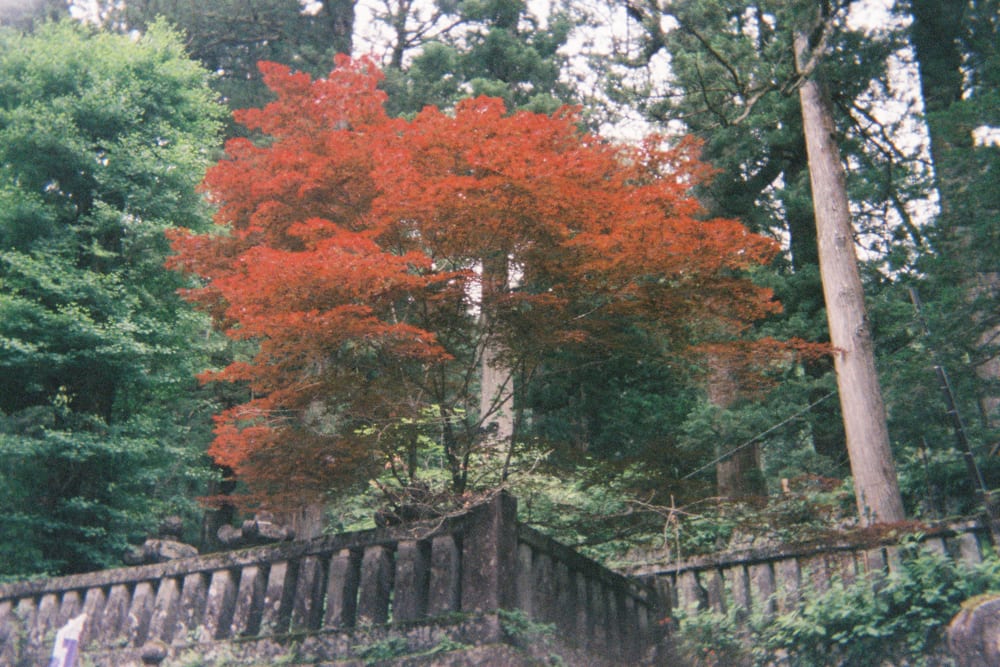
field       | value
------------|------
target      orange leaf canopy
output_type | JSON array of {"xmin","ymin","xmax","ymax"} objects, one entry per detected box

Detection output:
[{"xmin": 168, "ymin": 55, "xmax": 782, "ymax": 504}]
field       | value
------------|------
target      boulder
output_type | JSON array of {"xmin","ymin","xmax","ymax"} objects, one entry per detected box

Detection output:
[
  {"xmin": 124, "ymin": 538, "xmax": 198, "ymax": 565},
  {"xmin": 217, "ymin": 512, "xmax": 295, "ymax": 547},
  {"xmin": 142, "ymin": 539, "xmax": 199, "ymax": 563},
  {"xmin": 217, "ymin": 523, "xmax": 243, "ymax": 546},
  {"xmin": 948, "ymin": 593, "xmax": 1000, "ymax": 667},
  {"xmin": 157, "ymin": 515, "xmax": 185, "ymax": 541}
]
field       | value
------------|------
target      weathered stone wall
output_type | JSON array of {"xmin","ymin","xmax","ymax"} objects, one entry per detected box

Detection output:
[
  {"xmin": 0, "ymin": 493, "xmax": 660, "ymax": 666},
  {"xmin": 637, "ymin": 520, "xmax": 989, "ymax": 617}
]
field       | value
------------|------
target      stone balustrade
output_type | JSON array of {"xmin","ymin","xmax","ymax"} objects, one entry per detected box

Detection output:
[
  {"xmin": 516, "ymin": 523, "xmax": 657, "ymax": 659},
  {"xmin": 639, "ymin": 520, "xmax": 991, "ymax": 617},
  {"xmin": 0, "ymin": 493, "xmax": 660, "ymax": 665}
]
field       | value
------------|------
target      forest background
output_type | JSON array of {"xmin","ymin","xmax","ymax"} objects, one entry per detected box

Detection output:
[{"xmin": 0, "ymin": 0, "xmax": 997, "ymax": 611}]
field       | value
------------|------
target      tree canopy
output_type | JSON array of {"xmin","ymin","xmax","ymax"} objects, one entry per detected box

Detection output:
[
  {"xmin": 0, "ymin": 20, "xmax": 225, "ymax": 576},
  {"xmin": 168, "ymin": 55, "xmax": 784, "ymax": 508}
]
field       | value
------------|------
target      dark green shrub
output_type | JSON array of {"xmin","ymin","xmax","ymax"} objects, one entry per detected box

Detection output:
[{"xmin": 673, "ymin": 538, "xmax": 1000, "ymax": 666}]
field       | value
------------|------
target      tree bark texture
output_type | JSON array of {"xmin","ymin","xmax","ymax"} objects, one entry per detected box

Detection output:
[
  {"xmin": 794, "ymin": 28, "xmax": 905, "ymax": 524},
  {"xmin": 709, "ymin": 359, "xmax": 767, "ymax": 500}
]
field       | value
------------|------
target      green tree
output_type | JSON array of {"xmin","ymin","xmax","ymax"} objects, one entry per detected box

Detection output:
[
  {"xmin": 98, "ymin": 0, "xmax": 356, "ymax": 119},
  {"xmin": 864, "ymin": 0, "xmax": 1000, "ymax": 519},
  {"xmin": 376, "ymin": 0, "xmax": 575, "ymax": 116},
  {"xmin": 0, "ymin": 20, "xmax": 225, "ymax": 576},
  {"xmin": 613, "ymin": 0, "xmax": 921, "ymax": 517},
  {"xmin": 908, "ymin": 0, "xmax": 1000, "ymax": 428}
]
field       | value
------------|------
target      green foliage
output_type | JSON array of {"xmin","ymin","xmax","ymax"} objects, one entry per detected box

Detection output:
[
  {"xmin": 98, "ymin": 0, "xmax": 354, "ymax": 118},
  {"xmin": 672, "ymin": 540, "xmax": 1000, "ymax": 666},
  {"xmin": 0, "ymin": 20, "xmax": 225, "ymax": 576},
  {"xmin": 380, "ymin": 0, "xmax": 574, "ymax": 116},
  {"xmin": 498, "ymin": 607, "xmax": 565, "ymax": 664},
  {"xmin": 354, "ymin": 636, "xmax": 410, "ymax": 665}
]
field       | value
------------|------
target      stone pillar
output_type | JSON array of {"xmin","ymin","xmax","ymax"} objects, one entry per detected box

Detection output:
[
  {"xmin": 588, "ymin": 580, "xmax": 607, "ymax": 651},
  {"xmin": 324, "ymin": 549, "xmax": 361, "ymax": 628},
  {"xmin": 202, "ymin": 569, "xmax": 237, "ymax": 640},
  {"xmin": 774, "ymin": 559, "xmax": 802, "ymax": 612},
  {"xmin": 677, "ymin": 571, "xmax": 705, "ymax": 612},
  {"xmin": 80, "ymin": 587, "xmax": 107, "ymax": 644},
  {"xmin": 260, "ymin": 561, "xmax": 295, "ymax": 635},
  {"xmin": 801, "ymin": 556, "xmax": 831, "ymax": 595},
  {"xmin": 574, "ymin": 572, "xmax": 591, "ymax": 645},
  {"xmin": 622, "ymin": 594, "xmax": 638, "ymax": 660},
  {"xmin": 100, "ymin": 584, "xmax": 131, "ymax": 643},
  {"xmin": 955, "ymin": 532, "xmax": 984, "ymax": 565},
  {"xmin": 428, "ymin": 535, "xmax": 461, "ymax": 615},
  {"xmin": 0, "ymin": 601, "xmax": 16, "ymax": 666},
  {"xmin": 35, "ymin": 593, "xmax": 59, "ymax": 646},
  {"xmin": 147, "ymin": 578, "xmax": 181, "ymax": 643},
  {"xmin": 553, "ymin": 560, "xmax": 575, "ymax": 635},
  {"xmin": 835, "ymin": 553, "xmax": 858, "ymax": 586},
  {"xmin": 57, "ymin": 591, "xmax": 82, "ymax": 627},
  {"xmin": 230, "ymin": 565, "xmax": 266, "ymax": 637},
  {"xmin": 748, "ymin": 563, "xmax": 776, "ymax": 617},
  {"xmin": 174, "ymin": 573, "xmax": 208, "ymax": 643},
  {"xmin": 605, "ymin": 586, "xmax": 622, "ymax": 651},
  {"xmin": 393, "ymin": 540, "xmax": 430, "ymax": 623},
  {"xmin": 127, "ymin": 581, "xmax": 156, "ymax": 645},
  {"xmin": 461, "ymin": 492, "xmax": 517, "ymax": 612},
  {"xmin": 530, "ymin": 550, "xmax": 555, "ymax": 622},
  {"xmin": 357, "ymin": 545, "xmax": 394, "ymax": 625},
  {"xmin": 704, "ymin": 569, "xmax": 726, "ymax": 613},
  {"xmin": 291, "ymin": 556, "xmax": 326, "ymax": 631},
  {"xmin": 515, "ymin": 543, "xmax": 533, "ymax": 616},
  {"xmin": 724, "ymin": 565, "xmax": 751, "ymax": 611}
]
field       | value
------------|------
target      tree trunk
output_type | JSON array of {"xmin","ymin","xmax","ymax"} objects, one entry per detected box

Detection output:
[
  {"xmin": 710, "ymin": 360, "xmax": 766, "ymax": 499},
  {"xmin": 479, "ymin": 255, "xmax": 515, "ymax": 449},
  {"xmin": 318, "ymin": 0, "xmax": 356, "ymax": 57},
  {"xmin": 794, "ymin": 27, "xmax": 905, "ymax": 524}
]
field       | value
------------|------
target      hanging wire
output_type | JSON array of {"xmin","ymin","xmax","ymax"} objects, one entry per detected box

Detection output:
[{"xmin": 681, "ymin": 390, "xmax": 837, "ymax": 480}]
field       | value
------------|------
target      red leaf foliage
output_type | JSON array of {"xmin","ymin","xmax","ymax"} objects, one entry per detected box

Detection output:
[{"xmin": 168, "ymin": 55, "xmax": 787, "ymax": 505}]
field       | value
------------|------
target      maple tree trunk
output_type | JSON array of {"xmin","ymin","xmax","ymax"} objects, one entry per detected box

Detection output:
[{"xmin": 794, "ymin": 28, "xmax": 905, "ymax": 525}]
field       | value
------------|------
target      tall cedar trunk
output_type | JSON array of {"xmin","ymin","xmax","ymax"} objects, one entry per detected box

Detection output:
[
  {"xmin": 794, "ymin": 27, "xmax": 905, "ymax": 524},
  {"xmin": 711, "ymin": 360, "xmax": 766, "ymax": 499},
  {"xmin": 479, "ymin": 256, "xmax": 515, "ymax": 449}
]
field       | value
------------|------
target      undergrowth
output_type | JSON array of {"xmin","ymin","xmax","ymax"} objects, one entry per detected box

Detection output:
[{"xmin": 670, "ymin": 536, "xmax": 1000, "ymax": 666}]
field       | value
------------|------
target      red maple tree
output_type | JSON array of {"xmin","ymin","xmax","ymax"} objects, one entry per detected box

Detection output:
[{"xmin": 169, "ymin": 55, "xmax": 784, "ymax": 506}]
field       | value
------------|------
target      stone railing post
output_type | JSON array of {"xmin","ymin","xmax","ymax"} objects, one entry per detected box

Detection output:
[{"xmin": 461, "ymin": 492, "xmax": 518, "ymax": 612}]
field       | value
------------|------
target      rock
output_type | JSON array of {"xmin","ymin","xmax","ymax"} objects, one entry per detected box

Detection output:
[
  {"xmin": 140, "ymin": 639, "xmax": 169, "ymax": 665},
  {"xmin": 123, "ymin": 545, "xmax": 147, "ymax": 566},
  {"xmin": 947, "ymin": 593, "xmax": 1000, "ymax": 667},
  {"xmin": 157, "ymin": 515, "xmax": 184, "ymax": 540},
  {"xmin": 217, "ymin": 523, "xmax": 243, "ymax": 546},
  {"xmin": 243, "ymin": 515, "xmax": 294, "ymax": 543},
  {"xmin": 143, "ymin": 538, "xmax": 198, "ymax": 562},
  {"xmin": 218, "ymin": 512, "xmax": 295, "ymax": 547},
  {"xmin": 124, "ymin": 538, "xmax": 198, "ymax": 565}
]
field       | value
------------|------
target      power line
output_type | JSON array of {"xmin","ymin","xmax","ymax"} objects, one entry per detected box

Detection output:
[{"xmin": 682, "ymin": 390, "xmax": 837, "ymax": 480}]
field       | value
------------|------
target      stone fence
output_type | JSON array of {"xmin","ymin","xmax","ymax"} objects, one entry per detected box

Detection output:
[
  {"xmin": 638, "ymin": 520, "xmax": 991, "ymax": 617},
  {"xmin": 0, "ymin": 493, "xmax": 659, "ymax": 665}
]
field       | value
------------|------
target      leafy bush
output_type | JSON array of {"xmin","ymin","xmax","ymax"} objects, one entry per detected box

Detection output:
[{"xmin": 672, "ymin": 538, "xmax": 1000, "ymax": 666}]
